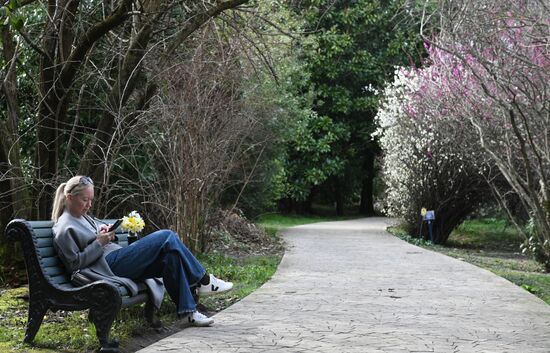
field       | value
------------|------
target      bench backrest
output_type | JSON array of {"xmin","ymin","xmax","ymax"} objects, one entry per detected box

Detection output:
[{"xmin": 25, "ymin": 219, "xmax": 131, "ymax": 289}]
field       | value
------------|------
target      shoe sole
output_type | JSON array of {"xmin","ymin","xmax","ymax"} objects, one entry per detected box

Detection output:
[
  {"xmin": 191, "ymin": 320, "xmax": 214, "ymax": 327},
  {"xmin": 198, "ymin": 286, "xmax": 233, "ymax": 297}
]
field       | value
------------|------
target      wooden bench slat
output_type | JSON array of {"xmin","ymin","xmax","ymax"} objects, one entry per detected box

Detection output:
[
  {"xmin": 28, "ymin": 221, "xmax": 55, "ymax": 228},
  {"xmin": 117, "ymin": 282, "xmax": 148, "ymax": 297},
  {"xmin": 49, "ymin": 274, "xmax": 71, "ymax": 285},
  {"xmin": 33, "ymin": 228, "xmax": 54, "ymax": 238},
  {"xmin": 37, "ymin": 246, "xmax": 55, "ymax": 258},
  {"xmin": 36, "ymin": 237, "xmax": 53, "ymax": 248},
  {"xmin": 41, "ymin": 257, "xmax": 60, "ymax": 267},
  {"xmin": 44, "ymin": 266, "xmax": 65, "ymax": 277}
]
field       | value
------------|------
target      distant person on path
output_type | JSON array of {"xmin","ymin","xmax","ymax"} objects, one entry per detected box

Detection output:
[{"xmin": 51, "ymin": 175, "xmax": 233, "ymax": 327}]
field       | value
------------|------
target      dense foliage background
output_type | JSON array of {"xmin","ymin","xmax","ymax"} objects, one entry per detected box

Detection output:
[{"xmin": 1, "ymin": 0, "xmax": 549, "ymax": 276}]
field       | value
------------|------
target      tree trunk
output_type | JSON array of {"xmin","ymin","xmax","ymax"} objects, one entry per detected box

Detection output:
[
  {"xmin": 359, "ymin": 149, "xmax": 375, "ymax": 216},
  {"xmin": 35, "ymin": 117, "xmax": 57, "ymax": 219},
  {"xmin": 335, "ymin": 179, "xmax": 344, "ymax": 216},
  {"xmin": 0, "ymin": 129, "xmax": 22, "ymax": 281},
  {"xmin": 35, "ymin": 0, "xmax": 61, "ymax": 219},
  {"xmin": 1, "ymin": 25, "xmax": 33, "ymax": 219},
  {"xmin": 305, "ymin": 187, "xmax": 315, "ymax": 214},
  {"xmin": 0, "ymin": 145, "xmax": 14, "ymax": 230}
]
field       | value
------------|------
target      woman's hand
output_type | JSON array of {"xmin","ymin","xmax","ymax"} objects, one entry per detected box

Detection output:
[{"xmin": 97, "ymin": 228, "xmax": 115, "ymax": 246}]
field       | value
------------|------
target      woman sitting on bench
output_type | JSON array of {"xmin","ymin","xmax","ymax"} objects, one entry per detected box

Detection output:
[{"xmin": 51, "ymin": 175, "xmax": 233, "ymax": 327}]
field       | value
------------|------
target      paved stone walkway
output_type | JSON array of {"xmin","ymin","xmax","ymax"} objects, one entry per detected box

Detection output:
[{"xmin": 137, "ymin": 218, "xmax": 550, "ymax": 353}]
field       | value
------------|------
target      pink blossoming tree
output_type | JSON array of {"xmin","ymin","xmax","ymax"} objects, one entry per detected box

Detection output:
[{"xmin": 377, "ymin": 0, "xmax": 549, "ymax": 266}]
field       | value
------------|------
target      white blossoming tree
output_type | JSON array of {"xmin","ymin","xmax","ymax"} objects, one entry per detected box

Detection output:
[{"xmin": 374, "ymin": 67, "xmax": 493, "ymax": 244}]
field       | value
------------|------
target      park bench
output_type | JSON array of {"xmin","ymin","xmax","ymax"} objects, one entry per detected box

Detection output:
[{"xmin": 3, "ymin": 218, "xmax": 179, "ymax": 353}]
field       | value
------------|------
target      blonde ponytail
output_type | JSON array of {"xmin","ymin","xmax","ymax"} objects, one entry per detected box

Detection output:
[
  {"xmin": 51, "ymin": 175, "xmax": 91, "ymax": 222},
  {"xmin": 51, "ymin": 182, "xmax": 67, "ymax": 222}
]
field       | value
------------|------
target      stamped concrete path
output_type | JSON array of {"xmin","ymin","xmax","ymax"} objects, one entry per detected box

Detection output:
[{"xmin": 137, "ymin": 218, "xmax": 550, "ymax": 353}]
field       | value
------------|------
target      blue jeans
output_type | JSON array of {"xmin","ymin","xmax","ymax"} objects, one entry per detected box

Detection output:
[{"xmin": 105, "ymin": 230, "xmax": 206, "ymax": 314}]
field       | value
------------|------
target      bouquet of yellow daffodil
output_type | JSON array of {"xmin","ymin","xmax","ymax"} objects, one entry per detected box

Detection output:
[{"xmin": 121, "ymin": 211, "xmax": 145, "ymax": 233}]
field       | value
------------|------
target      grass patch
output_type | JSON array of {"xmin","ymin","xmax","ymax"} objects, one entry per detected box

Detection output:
[
  {"xmin": 389, "ymin": 218, "xmax": 550, "ymax": 305},
  {"xmin": 447, "ymin": 218, "xmax": 522, "ymax": 251},
  {"xmin": 197, "ymin": 254, "xmax": 281, "ymax": 311},
  {"xmin": 0, "ymin": 253, "xmax": 281, "ymax": 353},
  {"xmin": 256, "ymin": 213, "xmax": 360, "ymax": 237}
]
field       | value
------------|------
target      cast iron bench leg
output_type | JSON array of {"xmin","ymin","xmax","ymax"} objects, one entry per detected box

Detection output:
[
  {"xmin": 24, "ymin": 300, "xmax": 49, "ymax": 344},
  {"xmin": 87, "ymin": 284, "xmax": 122, "ymax": 352}
]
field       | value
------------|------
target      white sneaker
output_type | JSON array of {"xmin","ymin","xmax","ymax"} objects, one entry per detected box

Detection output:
[
  {"xmin": 185, "ymin": 311, "xmax": 214, "ymax": 326},
  {"xmin": 197, "ymin": 274, "xmax": 234, "ymax": 296}
]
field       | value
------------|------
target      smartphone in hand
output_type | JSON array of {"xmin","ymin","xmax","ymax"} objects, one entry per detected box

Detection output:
[{"xmin": 108, "ymin": 219, "xmax": 123, "ymax": 232}]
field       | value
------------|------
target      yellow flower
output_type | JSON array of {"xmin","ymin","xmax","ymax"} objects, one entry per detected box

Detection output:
[{"xmin": 121, "ymin": 211, "xmax": 145, "ymax": 233}]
